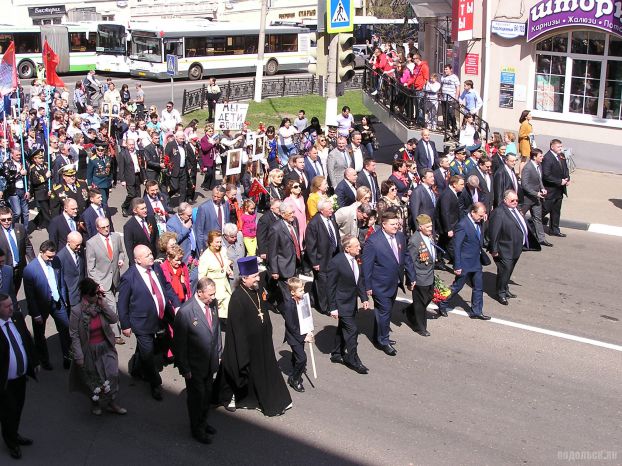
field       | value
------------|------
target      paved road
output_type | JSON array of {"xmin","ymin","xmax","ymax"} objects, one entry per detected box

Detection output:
[{"xmin": 15, "ymin": 179, "xmax": 622, "ymax": 465}]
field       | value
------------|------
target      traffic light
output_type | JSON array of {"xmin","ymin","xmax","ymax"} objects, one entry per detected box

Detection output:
[
  {"xmin": 308, "ymin": 32, "xmax": 328, "ymax": 77},
  {"xmin": 336, "ymin": 33, "xmax": 355, "ymax": 83}
]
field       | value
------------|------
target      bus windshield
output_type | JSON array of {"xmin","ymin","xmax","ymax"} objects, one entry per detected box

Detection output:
[
  {"xmin": 97, "ymin": 24, "xmax": 126, "ymax": 55},
  {"xmin": 130, "ymin": 34, "xmax": 162, "ymax": 63}
]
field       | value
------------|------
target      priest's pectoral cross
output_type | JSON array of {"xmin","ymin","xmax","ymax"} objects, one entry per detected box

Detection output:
[{"xmin": 258, "ymin": 309, "xmax": 264, "ymax": 323}]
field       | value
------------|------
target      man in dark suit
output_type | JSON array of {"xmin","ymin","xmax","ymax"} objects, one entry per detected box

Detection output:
[
  {"xmin": 56, "ymin": 232, "xmax": 85, "ymax": 311},
  {"xmin": 123, "ymin": 197, "xmax": 159, "ymax": 266},
  {"xmin": 166, "ymin": 202, "xmax": 197, "ymax": 263},
  {"xmin": 22, "ymin": 240, "xmax": 71, "ymax": 370},
  {"xmin": 165, "ymin": 131, "xmax": 193, "ymax": 205},
  {"xmin": 195, "ymin": 186, "xmax": 229, "ymax": 254},
  {"xmin": 305, "ymin": 199, "xmax": 341, "ymax": 315},
  {"xmin": 409, "ymin": 169, "xmax": 437, "ymax": 231},
  {"xmin": 0, "ymin": 207, "xmax": 33, "ymax": 292},
  {"xmin": 488, "ymin": 190, "xmax": 528, "ymax": 305},
  {"xmin": 118, "ymin": 138, "xmax": 144, "ymax": 217},
  {"xmin": 143, "ymin": 131, "xmax": 164, "ymax": 181},
  {"xmin": 541, "ymin": 138, "xmax": 570, "ymax": 237},
  {"xmin": 459, "ymin": 175, "xmax": 488, "ymax": 217},
  {"xmin": 414, "ymin": 129, "xmax": 438, "ymax": 170},
  {"xmin": 256, "ymin": 199, "xmax": 281, "ymax": 262},
  {"xmin": 407, "ymin": 214, "xmax": 439, "ymax": 335},
  {"xmin": 327, "ymin": 235, "xmax": 368, "ymax": 373},
  {"xmin": 47, "ymin": 198, "xmax": 84, "ymax": 252},
  {"xmin": 493, "ymin": 153, "xmax": 520, "ymax": 208},
  {"xmin": 356, "ymin": 158, "xmax": 380, "ymax": 207},
  {"xmin": 303, "ymin": 146, "xmax": 325, "ymax": 182},
  {"xmin": 285, "ymin": 155, "xmax": 310, "ymax": 199},
  {"xmin": 348, "ymin": 131, "xmax": 370, "ymax": 171},
  {"xmin": 268, "ymin": 203, "xmax": 302, "ymax": 301},
  {"xmin": 82, "ymin": 188, "xmax": 114, "ymax": 240},
  {"xmin": 118, "ymin": 245, "xmax": 180, "ymax": 401},
  {"xmin": 173, "ymin": 277, "xmax": 221, "ymax": 444},
  {"xmin": 438, "ymin": 203, "xmax": 490, "ymax": 319},
  {"xmin": 144, "ymin": 180, "xmax": 173, "ymax": 217},
  {"xmin": 437, "ymin": 175, "xmax": 464, "ymax": 264},
  {"xmin": 0, "ymin": 293, "xmax": 39, "ymax": 460},
  {"xmin": 0, "ymin": 250, "xmax": 18, "ymax": 309},
  {"xmin": 362, "ymin": 211, "xmax": 416, "ymax": 356},
  {"xmin": 433, "ymin": 155, "xmax": 451, "ymax": 194},
  {"xmin": 334, "ymin": 168, "xmax": 358, "ymax": 208},
  {"xmin": 521, "ymin": 149, "xmax": 552, "ymax": 246},
  {"xmin": 471, "ymin": 156, "xmax": 494, "ymax": 212}
]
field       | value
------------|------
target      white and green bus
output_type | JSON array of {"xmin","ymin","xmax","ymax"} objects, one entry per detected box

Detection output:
[
  {"xmin": 0, "ymin": 23, "xmax": 100, "ymax": 79},
  {"xmin": 128, "ymin": 21, "xmax": 312, "ymax": 80}
]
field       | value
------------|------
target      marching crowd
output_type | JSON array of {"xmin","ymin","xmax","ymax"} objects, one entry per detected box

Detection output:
[{"xmin": 0, "ymin": 71, "xmax": 571, "ymax": 457}]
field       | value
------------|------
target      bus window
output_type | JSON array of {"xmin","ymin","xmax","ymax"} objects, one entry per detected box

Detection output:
[
  {"xmin": 88, "ymin": 32, "xmax": 97, "ymax": 52},
  {"xmin": 244, "ymin": 36, "xmax": 258, "ymax": 54},
  {"xmin": 265, "ymin": 34, "xmax": 298, "ymax": 53},
  {"xmin": 164, "ymin": 40, "xmax": 183, "ymax": 58},
  {"xmin": 69, "ymin": 32, "xmax": 96, "ymax": 52},
  {"xmin": 185, "ymin": 37, "xmax": 208, "ymax": 57},
  {"xmin": 206, "ymin": 37, "xmax": 226, "ymax": 56},
  {"xmin": 227, "ymin": 36, "xmax": 246, "ymax": 55},
  {"xmin": 0, "ymin": 34, "xmax": 12, "ymax": 53},
  {"xmin": 14, "ymin": 32, "xmax": 41, "ymax": 54}
]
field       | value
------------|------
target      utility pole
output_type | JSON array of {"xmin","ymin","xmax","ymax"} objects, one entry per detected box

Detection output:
[
  {"xmin": 254, "ymin": 0, "xmax": 269, "ymax": 102},
  {"xmin": 325, "ymin": 33, "xmax": 338, "ymax": 127}
]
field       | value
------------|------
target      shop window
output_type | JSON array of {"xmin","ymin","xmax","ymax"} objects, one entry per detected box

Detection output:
[{"xmin": 534, "ymin": 31, "xmax": 622, "ymax": 121}]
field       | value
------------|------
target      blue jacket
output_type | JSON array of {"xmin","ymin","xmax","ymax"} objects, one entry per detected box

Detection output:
[
  {"xmin": 453, "ymin": 215, "xmax": 483, "ymax": 273},
  {"xmin": 166, "ymin": 214, "xmax": 195, "ymax": 263},
  {"xmin": 194, "ymin": 199, "xmax": 230, "ymax": 254},
  {"xmin": 23, "ymin": 257, "xmax": 68, "ymax": 319}
]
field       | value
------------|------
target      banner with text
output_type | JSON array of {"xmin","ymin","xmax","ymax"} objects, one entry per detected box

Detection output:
[{"xmin": 214, "ymin": 103, "xmax": 249, "ymax": 131}]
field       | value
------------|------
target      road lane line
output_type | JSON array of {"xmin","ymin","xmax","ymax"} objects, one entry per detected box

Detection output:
[
  {"xmin": 394, "ymin": 296, "xmax": 622, "ymax": 352},
  {"xmin": 588, "ymin": 224, "xmax": 622, "ymax": 237}
]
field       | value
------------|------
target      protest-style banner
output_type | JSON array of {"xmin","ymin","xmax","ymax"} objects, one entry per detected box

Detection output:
[{"xmin": 214, "ymin": 103, "xmax": 249, "ymax": 131}]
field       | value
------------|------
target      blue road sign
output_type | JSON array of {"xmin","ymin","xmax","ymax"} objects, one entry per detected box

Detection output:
[
  {"xmin": 166, "ymin": 54, "xmax": 178, "ymax": 77},
  {"xmin": 327, "ymin": 0, "xmax": 353, "ymax": 33}
]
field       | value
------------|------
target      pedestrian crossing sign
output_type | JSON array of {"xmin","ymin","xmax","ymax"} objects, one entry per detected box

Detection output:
[{"xmin": 327, "ymin": 0, "xmax": 353, "ymax": 33}]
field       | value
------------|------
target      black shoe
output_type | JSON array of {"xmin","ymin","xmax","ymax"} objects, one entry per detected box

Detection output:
[
  {"xmin": 416, "ymin": 330, "xmax": 431, "ymax": 337},
  {"xmin": 203, "ymin": 424, "xmax": 217, "ymax": 435},
  {"xmin": 287, "ymin": 376, "xmax": 305, "ymax": 393},
  {"xmin": 379, "ymin": 344, "xmax": 397, "ymax": 356},
  {"xmin": 122, "ymin": 210, "xmax": 129, "ymax": 218},
  {"xmin": 345, "ymin": 361, "xmax": 369, "ymax": 374},
  {"xmin": 438, "ymin": 308, "xmax": 448, "ymax": 317},
  {"xmin": 7, "ymin": 445, "xmax": 21, "ymax": 459},
  {"xmin": 539, "ymin": 240, "xmax": 553, "ymax": 247},
  {"xmin": 329, "ymin": 354, "xmax": 344, "ymax": 364},
  {"xmin": 497, "ymin": 296, "xmax": 509, "ymax": 305},
  {"xmin": 470, "ymin": 314, "xmax": 492, "ymax": 320},
  {"xmin": 506, "ymin": 291, "xmax": 517, "ymax": 299},
  {"xmin": 150, "ymin": 386, "xmax": 163, "ymax": 401},
  {"xmin": 15, "ymin": 435, "xmax": 32, "ymax": 446},
  {"xmin": 388, "ymin": 339, "xmax": 397, "ymax": 345},
  {"xmin": 41, "ymin": 361, "xmax": 53, "ymax": 371},
  {"xmin": 63, "ymin": 358, "xmax": 71, "ymax": 370},
  {"xmin": 549, "ymin": 231, "xmax": 566, "ymax": 237},
  {"xmin": 192, "ymin": 431, "xmax": 212, "ymax": 444}
]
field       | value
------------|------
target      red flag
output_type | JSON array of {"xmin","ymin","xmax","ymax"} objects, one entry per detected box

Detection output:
[
  {"xmin": 0, "ymin": 41, "xmax": 18, "ymax": 96},
  {"xmin": 43, "ymin": 40, "xmax": 65, "ymax": 88},
  {"xmin": 248, "ymin": 179, "xmax": 268, "ymax": 198}
]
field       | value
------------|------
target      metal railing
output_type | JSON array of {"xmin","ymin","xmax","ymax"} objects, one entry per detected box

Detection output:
[
  {"xmin": 181, "ymin": 70, "xmax": 365, "ymax": 115},
  {"xmin": 361, "ymin": 64, "xmax": 489, "ymax": 144}
]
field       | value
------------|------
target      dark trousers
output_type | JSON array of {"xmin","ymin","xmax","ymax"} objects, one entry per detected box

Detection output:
[
  {"xmin": 185, "ymin": 373, "xmax": 214, "ymax": 435},
  {"xmin": 0, "ymin": 376, "xmax": 26, "ymax": 448},
  {"xmin": 543, "ymin": 196, "xmax": 562, "ymax": 233},
  {"xmin": 8, "ymin": 189, "xmax": 29, "ymax": 232},
  {"xmin": 441, "ymin": 270, "xmax": 484, "ymax": 316},
  {"xmin": 170, "ymin": 171, "xmax": 188, "ymax": 204},
  {"xmin": 289, "ymin": 341, "xmax": 307, "ymax": 380},
  {"xmin": 440, "ymin": 234, "xmax": 455, "ymax": 264},
  {"xmin": 134, "ymin": 333, "xmax": 162, "ymax": 388},
  {"xmin": 32, "ymin": 304, "xmax": 71, "ymax": 364},
  {"xmin": 278, "ymin": 287, "xmax": 307, "ymax": 380},
  {"xmin": 441, "ymin": 100, "xmax": 457, "ymax": 133},
  {"xmin": 201, "ymin": 167, "xmax": 216, "ymax": 190},
  {"xmin": 121, "ymin": 180, "xmax": 141, "ymax": 213},
  {"xmin": 30, "ymin": 199, "xmax": 51, "ymax": 232},
  {"xmin": 407, "ymin": 284, "xmax": 433, "ymax": 331},
  {"xmin": 372, "ymin": 291, "xmax": 397, "ymax": 346},
  {"xmin": 332, "ymin": 313, "xmax": 359, "ymax": 364},
  {"xmin": 207, "ymin": 99, "xmax": 217, "ymax": 121},
  {"xmin": 494, "ymin": 257, "xmax": 518, "ymax": 299},
  {"xmin": 311, "ymin": 270, "xmax": 329, "ymax": 315},
  {"xmin": 12, "ymin": 267, "xmax": 24, "ymax": 295},
  {"xmin": 521, "ymin": 197, "xmax": 546, "ymax": 242}
]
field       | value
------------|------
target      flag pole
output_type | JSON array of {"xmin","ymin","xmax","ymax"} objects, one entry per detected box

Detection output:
[
  {"xmin": 16, "ymin": 91, "xmax": 28, "ymax": 191},
  {"xmin": 45, "ymin": 85, "xmax": 51, "ymax": 191}
]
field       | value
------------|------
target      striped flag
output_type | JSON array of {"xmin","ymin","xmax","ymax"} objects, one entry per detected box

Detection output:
[{"xmin": 0, "ymin": 41, "xmax": 18, "ymax": 96}]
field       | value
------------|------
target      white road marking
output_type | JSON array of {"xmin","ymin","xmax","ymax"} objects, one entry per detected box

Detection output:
[
  {"xmin": 394, "ymin": 296, "xmax": 622, "ymax": 352},
  {"xmin": 587, "ymin": 223, "xmax": 622, "ymax": 237}
]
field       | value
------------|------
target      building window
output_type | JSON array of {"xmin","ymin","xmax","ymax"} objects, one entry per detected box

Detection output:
[{"xmin": 534, "ymin": 31, "xmax": 622, "ymax": 121}]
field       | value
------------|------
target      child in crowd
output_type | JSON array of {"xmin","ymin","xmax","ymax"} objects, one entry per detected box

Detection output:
[{"xmin": 240, "ymin": 199, "xmax": 258, "ymax": 256}]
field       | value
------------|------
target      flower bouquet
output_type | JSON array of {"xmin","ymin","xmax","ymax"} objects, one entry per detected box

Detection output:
[
  {"xmin": 91, "ymin": 380, "xmax": 112, "ymax": 402},
  {"xmin": 187, "ymin": 257, "xmax": 199, "ymax": 273},
  {"xmin": 432, "ymin": 275, "xmax": 451, "ymax": 304},
  {"xmin": 329, "ymin": 194, "xmax": 339, "ymax": 212}
]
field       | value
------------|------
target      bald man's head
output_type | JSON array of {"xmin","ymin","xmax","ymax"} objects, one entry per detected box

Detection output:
[
  {"xmin": 134, "ymin": 245, "xmax": 154, "ymax": 268},
  {"xmin": 66, "ymin": 231, "xmax": 83, "ymax": 252}
]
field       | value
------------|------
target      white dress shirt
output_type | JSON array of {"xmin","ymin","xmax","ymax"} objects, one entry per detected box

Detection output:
[{"xmin": 137, "ymin": 265, "xmax": 165, "ymax": 314}]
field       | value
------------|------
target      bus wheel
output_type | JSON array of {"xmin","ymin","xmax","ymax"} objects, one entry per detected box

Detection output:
[
  {"xmin": 188, "ymin": 64, "xmax": 203, "ymax": 81},
  {"xmin": 265, "ymin": 59, "xmax": 279, "ymax": 76},
  {"xmin": 18, "ymin": 60, "xmax": 36, "ymax": 79}
]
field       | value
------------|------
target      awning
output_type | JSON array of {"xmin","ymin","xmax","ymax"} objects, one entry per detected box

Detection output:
[{"xmin": 409, "ymin": 0, "xmax": 452, "ymax": 19}]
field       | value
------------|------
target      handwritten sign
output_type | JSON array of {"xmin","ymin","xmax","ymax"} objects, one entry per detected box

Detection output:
[{"xmin": 214, "ymin": 103, "xmax": 249, "ymax": 131}]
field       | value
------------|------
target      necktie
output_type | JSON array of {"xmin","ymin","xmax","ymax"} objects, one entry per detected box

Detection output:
[
  {"xmin": 509, "ymin": 169, "xmax": 518, "ymax": 191},
  {"xmin": 326, "ymin": 218, "xmax": 337, "ymax": 249},
  {"xmin": 69, "ymin": 218, "xmax": 76, "ymax": 232},
  {"xmin": 189, "ymin": 229, "xmax": 197, "ymax": 253},
  {"xmin": 204, "ymin": 304, "xmax": 213, "ymax": 331},
  {"xmin": 97, "ymin": 207, "xmax": 105, "ymax": 218},
  {"xmin": 147, "ymin": 267, "xmax": 165, "ymax": 319},
  {"xmin": 472, "ymin": 188, "xmax": 479, "ymax": 203},
  {"xmin": 215, "ymin": 203, "xmax": 223, "ymax": 230},
  {"xmin": 74, "ymin": 252, "xmax": 80, "ymax": 268},
  {"xmin": 367, "ymin": 173, "xmax": 376, "ymax": 204},
  {"xmin": 444, "ymin": 169, "xmax": 450, "ymax": 183},
  {"xmin": 6, "ymin": 229, "xmax": 19, "ymax": 264},
  {"xmin": 5, "ymin": 322, "xmax": 25, "ymax": 377},
  {"xmin": 349, "ymin": 256, "xmax": 359, "ymax": 282},
  {"xmin": 536, "ymin": 164, "xmax": 542, "ymax": 178},
  {"xmin": 315, "ymin": 161, "xmax": 322, "ymax": 176},
  {"xmin": 389, "ymin": 236, "xmax": 399, "ymax": 261},
  {"xmin": 475, "ymin": 223, "xmax": 481, "ymax": 239},
  {"xmin": 105, "ymin": 237, "xmax": 113, "ymax": 260},
  {"xmin": 46, "ymin": 262, "xmax": 60, "ymax": 302},
  {"xmin": 511, "ymin": 208, "xmax": 528, "ymax": 245},
  {"xmin": 428, "ymin": 186, "xmax": 436, "ymax": 206},
  {"xmin": 288, "ymin": 224, "xmax": 301, "ymax": 260},
  {"xmin": 426, "ymin": 142, "xmax": 433, "ymax": 167},
  {"xmin": 71, "ymin": 185, "xmax": 76, "ymax": 193},
  {"xmin": 343, "ymin": 151, "xmax": 348, "ymax": 166},
  {"xmin": 141, "ymin": 220, "xmax": 150, "ymax": 238}
]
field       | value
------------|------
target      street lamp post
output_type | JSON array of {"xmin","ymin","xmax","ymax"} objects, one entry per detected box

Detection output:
[{"xmin": 254, "ymin": 0, "xmax": 269, "ymax": 103}]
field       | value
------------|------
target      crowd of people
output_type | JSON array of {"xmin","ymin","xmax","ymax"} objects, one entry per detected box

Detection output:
[{"xmin": 0, "ymin": 71, "xmax": 571, "ymax": 457}]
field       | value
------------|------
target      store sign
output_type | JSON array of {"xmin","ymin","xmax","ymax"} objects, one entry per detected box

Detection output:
[
  {"xmin": 491, "ymin": 20, "xmax": 526, "ymax": 39},
  {"xmin": 465, "ymin": 53, "xmax": 479, "ymax": 75},
  {"xmin": 499, "ymin": 67, "xmax": 516, "ymax": 109},
  {"xmin": 527, "ymin": 0, "xmax": 622, "ymax": 42},
  {"xmin": 452, "ymin": 0, "xmax": 474, "ymax": 41},
  {"xmin": 28, "ymin": 5, "xmax": 66, "ymax": 17}
]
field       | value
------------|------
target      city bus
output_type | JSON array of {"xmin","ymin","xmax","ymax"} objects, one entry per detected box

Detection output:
[
  {"xmin": 0, "ymin": 23, "xmax": 98, "ymax": 79},
  {"xmin": 94, "ymin": 21, "xmax": 130, "ymax": 74},
  {"xmin": 128, "ymin": 21, "xmax": 312, "ymax": 80}
]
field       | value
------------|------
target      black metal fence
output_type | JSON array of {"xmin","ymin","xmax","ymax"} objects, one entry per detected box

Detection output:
[{"xmin": 181, "ymin": 71, "xmax": 365, "ymax": 115}]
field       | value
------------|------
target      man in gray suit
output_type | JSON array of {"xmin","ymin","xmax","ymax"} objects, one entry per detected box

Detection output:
[
  {"xmin": 407, "ymin": 214, "xmax": 439, "ymax": 336},
  {"xmin": 85, "ymin": 216, "xmax": 127, "ymax": 343},
  {"xmin": 326, "ymin": 136, "xmax": 353, "ymax": 188},
  {"xmin": 56, "ymin": 232, "xmax": 85, "ymax": 311},
  {"xmin": 520, "ymin": 149, "xmax": 551, "ymax": 247},
  {"xmin": 173, "ymin": 277, "xmax": 221, "ymax": 444},
  {"xmin": 334, "ymin": 202, "xmax": 372, "ymax": 238}
]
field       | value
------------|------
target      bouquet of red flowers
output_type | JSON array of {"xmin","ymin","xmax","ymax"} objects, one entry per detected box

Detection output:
[{"xmin": 432, "ymin": 275, "xmax": 451, "ymax": 304}]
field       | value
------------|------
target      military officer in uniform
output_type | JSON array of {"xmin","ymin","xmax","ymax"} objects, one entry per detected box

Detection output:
[
  {"xmin": 27, "ymin": 148, "xmax": 52, "ymax": 233},
  {"xmin": 50, "ymin": 166, "xmax": 89, "ymax": 216},
  {"xmin": 86, "ymin": 143, "xmax": 113, "ymax": 205},
  {"xmin": 449, "ymin": 145, "xmax": 468, "ymax": 178},
  {"xmin": 393, "ymin": 138, "xmax": 417, "ymax": 161}
]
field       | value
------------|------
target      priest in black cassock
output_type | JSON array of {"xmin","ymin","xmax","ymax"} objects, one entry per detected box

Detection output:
[{"xmin": 219, "ymin": 257, "xmax": 292, "ymax": 416}]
